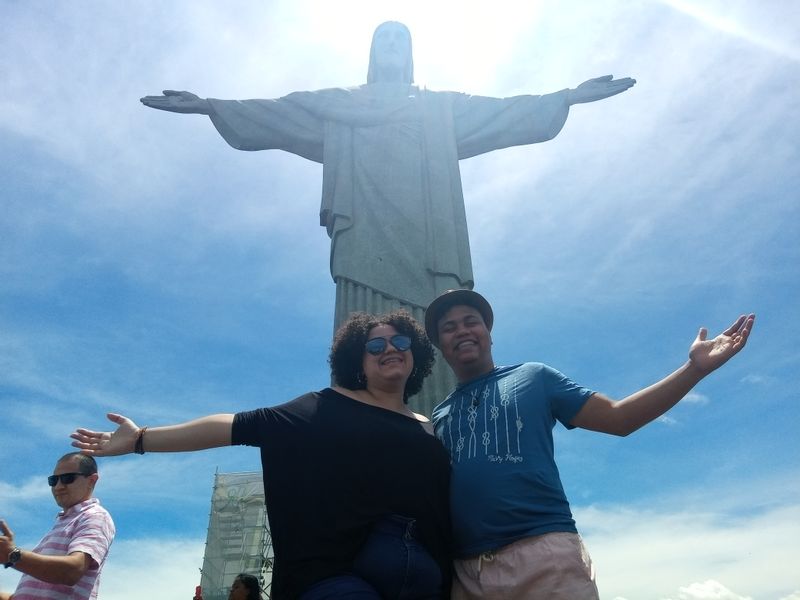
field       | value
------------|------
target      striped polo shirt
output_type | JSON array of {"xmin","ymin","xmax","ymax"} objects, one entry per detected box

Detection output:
[{"xmin": 13, "ymin": 497, "xmax": 115, "ymax": 600}]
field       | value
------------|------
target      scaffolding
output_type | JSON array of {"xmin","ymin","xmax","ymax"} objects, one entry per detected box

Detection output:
[{"xmin": 199, "ymin": 471, "xmax": 273, "ymax": 599}]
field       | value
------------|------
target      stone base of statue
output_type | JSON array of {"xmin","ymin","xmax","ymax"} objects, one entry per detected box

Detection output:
[{"xmin": 334, "ymin": 279, "xmax": 457, "ymax": 417}]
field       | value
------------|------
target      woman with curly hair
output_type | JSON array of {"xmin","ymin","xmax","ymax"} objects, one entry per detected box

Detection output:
[
  {"xmin": 70, "ymin": 310, "xmax": 451, "ymax": 599},
  {"xmin": 228, "ymin": 573, "xmax": 260, "ymax": 600}
]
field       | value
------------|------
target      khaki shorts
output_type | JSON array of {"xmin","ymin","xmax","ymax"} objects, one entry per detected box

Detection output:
[{"xmin": 452, "ymin": 532, "xmax": 599, "ymax": 600}]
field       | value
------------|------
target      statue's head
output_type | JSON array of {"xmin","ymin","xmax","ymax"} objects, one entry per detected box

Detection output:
[{"xmin": 367, "ymin": 21, "xmax": 414, "ymax": 84}]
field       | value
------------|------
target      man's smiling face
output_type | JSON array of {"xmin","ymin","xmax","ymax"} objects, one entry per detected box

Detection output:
[
  {"xmin": 437, "ymin": 305, "xmax": 494, "ymax": 382},
  {"xmin": 50, "ymin": 455, "xmax": 97, "ymax": 510}
]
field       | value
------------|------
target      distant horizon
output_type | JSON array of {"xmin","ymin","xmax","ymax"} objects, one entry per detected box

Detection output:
[{"xmin": 1, "ymin": 1, "xmax": 798, "ymax": 599}]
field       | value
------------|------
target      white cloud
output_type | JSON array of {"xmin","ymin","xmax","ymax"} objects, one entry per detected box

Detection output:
[
  {"xmin": 740, "ymin": 374, "xmax": 772, "ymax": 385},
  {"xmin": 683, "ymin": 392, "xmax": 710, "ymax": 404},
  {"xmin": 576, "ymin": 484, "xmax": 800, "ymax": 600},
  {"xmin": 0, "ymin": 536, "xmax": 209, "ymax": 599},
  {"xmin": 670, "ymin": 579, "xmax": 752, "ymax": 600},
  {"xmin": 100, "ymin": 537, "xmax": 207, "ymax": 600},
  {"xmin": 0, "ymin": 476, "xmax": 49, "ymax": 503}
]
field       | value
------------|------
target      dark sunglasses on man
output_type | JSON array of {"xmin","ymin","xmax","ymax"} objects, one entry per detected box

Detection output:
[
  {"xmin": 365, "ymin": 335, "xmax": 412, "ymax": 355},
  {"xmin": 47, "ymin": 472, "xmax": 87, "ymax": 487}
]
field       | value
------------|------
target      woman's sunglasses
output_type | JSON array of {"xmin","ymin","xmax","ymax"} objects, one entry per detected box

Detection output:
[{"xmin": 365, "ymin": 334, "xmax": 412, "ymax": 355}]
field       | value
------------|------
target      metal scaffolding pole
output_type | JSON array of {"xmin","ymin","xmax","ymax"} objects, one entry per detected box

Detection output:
[{"xmin": 199, "ymin": 471, "xmax": 273, "ymax": 599}]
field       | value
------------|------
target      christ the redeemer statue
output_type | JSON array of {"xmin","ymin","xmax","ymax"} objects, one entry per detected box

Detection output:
[{"xmin": 141, "ymin": 21, "xmax": 635, "ymax": 415}]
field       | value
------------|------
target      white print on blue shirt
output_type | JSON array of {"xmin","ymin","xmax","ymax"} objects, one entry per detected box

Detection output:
[{"xmin": 442, "ymin": 370, "xmax": 525, "ymax": 464}]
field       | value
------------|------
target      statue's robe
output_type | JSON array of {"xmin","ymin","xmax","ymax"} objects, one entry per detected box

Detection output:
[{"xmin": 207, "ymin": 84, "xmax": 570, "ymax": 414}]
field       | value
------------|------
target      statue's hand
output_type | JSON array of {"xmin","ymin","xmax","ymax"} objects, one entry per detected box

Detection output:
[
  {"xmin": 140, "ymin": 90, "xmax": 211, "ymax": 115},
  {"xmin": 568, "ymin": 75, "xmax": 636, "ymax": 105}
]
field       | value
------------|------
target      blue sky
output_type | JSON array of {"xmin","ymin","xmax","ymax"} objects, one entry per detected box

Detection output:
[{"xmin": 1, "ymin": 1, "xmax": 798, "ymax": 598}]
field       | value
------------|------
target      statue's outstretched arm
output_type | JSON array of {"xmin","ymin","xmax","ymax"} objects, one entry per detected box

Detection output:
[
  {"xmin": 567, "ymin": 75, "xmax": 636, "ymax": 105},
  {"xmin": 140, "ymin": 89, "xmax": 212, "ymax": 115}
]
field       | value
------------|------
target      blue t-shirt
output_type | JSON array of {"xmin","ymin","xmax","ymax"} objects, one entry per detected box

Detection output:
[{"xmin": 432, "ymin": 363, "xmax": 594, "ymax": 557}]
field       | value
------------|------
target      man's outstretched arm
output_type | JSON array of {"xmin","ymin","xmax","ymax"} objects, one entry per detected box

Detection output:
[{"xmin": 571, "ymin": 313, "xmax": 755, "ymax": 436}]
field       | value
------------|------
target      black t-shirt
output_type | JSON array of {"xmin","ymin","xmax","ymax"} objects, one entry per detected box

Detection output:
[{"xmin": 232, "ymin": 388, "xmax": 452, "ymax": 599}]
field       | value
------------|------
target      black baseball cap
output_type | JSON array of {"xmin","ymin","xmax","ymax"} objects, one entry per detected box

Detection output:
[{"xmin": 425, "ymin": 289, "xmax": 494, "ymax": 347}]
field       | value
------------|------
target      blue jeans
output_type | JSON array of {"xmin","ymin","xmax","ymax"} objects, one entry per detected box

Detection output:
[{"xmin": 300, "ymin": 515, "xmax": 443, "ymax": 599}]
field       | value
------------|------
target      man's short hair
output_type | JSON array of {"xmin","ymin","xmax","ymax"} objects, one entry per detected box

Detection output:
[
  {"xmin": 58, "ymin": 452, "xmax": 98, "ymax": 476},
  {"xmin": 424, "ymin": 289, "xmax": 494, "ymax": 347}
]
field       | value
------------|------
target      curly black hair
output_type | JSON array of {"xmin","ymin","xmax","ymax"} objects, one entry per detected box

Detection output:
[
  {"xmin": 329, "ymin": 310, "xmax": 435, "ymax": 402},
  {"xmin": 233, "ymin": 573, "xmax": 260, "ymax": 600}
]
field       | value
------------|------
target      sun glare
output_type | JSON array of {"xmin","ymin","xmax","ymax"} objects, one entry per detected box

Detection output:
[
  {"xmin": 291, "ymin": 0, "xmax": 548, "ymax": 90},
  {"xmin": 662, "ymin": 0, "xmax": 800, "ymax": 61}
]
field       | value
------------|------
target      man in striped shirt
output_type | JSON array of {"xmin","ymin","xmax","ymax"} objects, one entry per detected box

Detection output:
[{"xmin": 0, "ymin": 453, "xmax": 115, "ymax": 599}]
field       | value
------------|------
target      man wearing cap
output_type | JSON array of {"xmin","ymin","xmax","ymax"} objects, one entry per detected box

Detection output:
[
  {"xmin": 0, "ymin": 452, "xmax": 115, "ymax": 600},
  {"xmin": 425, "ymin": 289, "xmax": 754, "ymax": 599}
]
